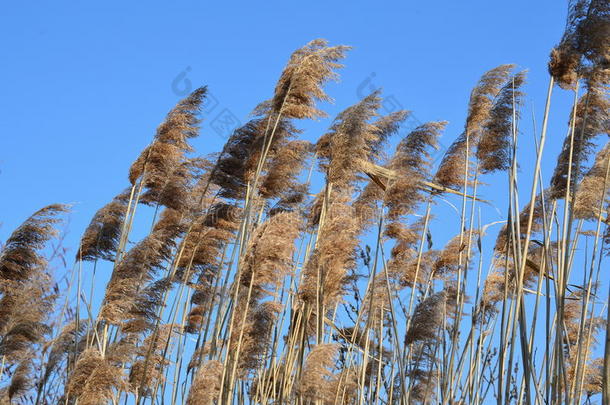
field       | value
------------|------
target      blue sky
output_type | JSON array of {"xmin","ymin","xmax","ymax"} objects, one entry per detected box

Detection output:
[{"xmin": 0, "ymin": 1, "xmax": 572, "ymax": 245}]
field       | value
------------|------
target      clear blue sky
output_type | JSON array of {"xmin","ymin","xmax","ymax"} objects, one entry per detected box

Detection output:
[{"xmin": 0, "ymin": 1, "xmax": 573, "ymax": 258}]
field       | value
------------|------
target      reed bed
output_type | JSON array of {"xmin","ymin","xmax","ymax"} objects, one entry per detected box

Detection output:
[{"xmin": 0, "ymin": 1, "xmax": 609, "ymax": 403}]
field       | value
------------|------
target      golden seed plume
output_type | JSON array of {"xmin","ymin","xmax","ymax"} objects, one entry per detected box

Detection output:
[
  {"xmin": 317, "ymin": 92, "xmax": 408, "ymax": 189},
  {"xmin": 156, "ymin": 87, "xmax": 207, "ymax": 150},
  {"xmin": 574, "ymin": 142, "xmax": 610, "ymax": 219},
  {"xmin": 317, "ymin": 91, "xmax": 382, "ymax": 188},
  {"xmin": 66, "ymin": 348, "xmax": 127, "ymax": 405},
  {"xmin": 209, "ymin": 119, "xmax": 260, "ymax": 199},
  {"xmin": 7, "ymin": 357, "xmax": 32, "ymax": 400},
  {"xmin": 180, "ymin": 203, "xmax": 241, "ymax": 305},
  {"xmin": 128, "ymin": 324, "xmax": 178, "ymax": 397},
  {"xmin": 231, "ymin": 300, "xmax": 283, "ymax": 373},
  {"xmin": 141, "ymin": 157, "xmax": 210, "ymax": 212},
  {"xmin": 259, "ymin": 140, "xmax": 313, "ymax": 200},
  {"xmin": 0, "ymin": 204, "xmax": 68, "ymax": 283},
  {"xmin": 65, "ymin": 348, "xmax": 102, "ymax": 400},
  {"xmin": 230, "ymin": 212, "xmax": 301, "ymax": 372},
  {"xmin": 99, "ymin": 209, "xmax": 184, "ymax": 325},
  {"xmin": 406, "ymin": 340, "xmax": 439, "ymax": 403},
  {"xmin": 434, "ymin": 65, "xmax": 515, "ymax": 189},
  {"xmin": 481, "ymin": 241, "xmax": 556, "ymax": 322},
  {"xmin": 240, "ymin": 211, "xmax": 301, "ymax": 295},
  {"xmin": 0, "ymin": 206, "xmax": 64, "ymax": 371},
  {"xmin": 242, "ymin": 115, "xmax": 300, "ymax": 184},
  {"xmin": 298, "ymin": 344, "xmax": 339, "ymax": 402},
  {"xmin": 352, "ymin": 180, "xmax": 385, "ymax": 230},
  {"xmin": 562, "ymin": 291, "xmax": 605, "ymax": 394},
  {"xmin": 41, "ymin": 319, "xmax": 87, "ymax": 384},
  {"xmin": 549, "ymin": 0, "xmax": 609, "ymax": 88},
  {"xmin": 300, "ymin": 190, "xmax": 359, "ymax": 309},
  {"xmin": 186, "ymin": 360, "xmax": 223, "ymax": 405},
  {"xmin": 494, "ymin": 191, "xmax": 547, "ymax": 255},
  {"xmin": 272, "ymin": 39, "xmax": 350, "ymax": 120},
  {"xmin": 77, "ymin": 191, "xmax": 129, "ymax": 261},
  {"xmin": 432, "ymin": 231, "xmax": 479, "ymax": 278},
  {"xmin": 384, "ymin": 121, "xmax": 446, "ymax": 219},
  {"xmin": 128, "ymin": 87, "xmax": 206, "ymax": 211},
  {"xmin": 405, "ymin": 291, "xmax": 446, "ymax": 344},
  {"xmin": 549, "ymin": 80, "xmax": 610, "ymax": 200},
  {"xmin": 385, "ymin": 219, "xmax": 433, "ymax": 287},
  {"xmin": 465, "ymin": 65, "xmax": 516, "ymax": 137},
  {"xmin": 477, "ymin": 71, "xmax": 527, "ymax": 173}
]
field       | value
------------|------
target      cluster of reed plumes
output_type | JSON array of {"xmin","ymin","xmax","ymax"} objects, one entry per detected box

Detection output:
[{"xmin": 1, "ymin": 1, "xmax": 609, "ymax": 404}]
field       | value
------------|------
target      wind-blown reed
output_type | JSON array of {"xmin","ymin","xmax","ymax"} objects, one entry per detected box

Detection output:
[{"xmin": 1, "ymin": 8, "xmax": 609, "ymax": 403}]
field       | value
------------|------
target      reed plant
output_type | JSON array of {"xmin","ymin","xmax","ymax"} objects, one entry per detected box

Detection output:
[{"xmin": 0, "ymin": 1, "xmax": 608, "ymax": 403}]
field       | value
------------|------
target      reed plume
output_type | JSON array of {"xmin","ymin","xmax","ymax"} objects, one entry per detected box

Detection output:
[
  {"xmin": 0, "ymin": 203, "xmax": 66, "ymax": 388},
  {"xmin": 582, "ymin": 357, "xmax": 604, "ymax": 397},
  {"xmin": 99, "ymin": 208, "xmax": 184, "ymax": 325},
  {"xmin": 298, "ymin": 344, "xmax": 339, "ymax": 402},
  {"xmin": 384, "ymin": 121, "xmax": 445, "ymax": 219},
  {"xmin": 77, "ymin": 191, "xmax": 129, "ymax": 261},
  {"xmin": 549, "ymin": 0, "xmax": 589, "ymax": 88},
  {"xmin": 181, "ymin": 203, "xmax": 241, "ymax": 320},
  {"xmin": 122, "ymin": 277, "xmax": 173, "ymax": 334},
  {"xmin": 142, "ymin": 157, "xmax": 210, "ymax": 212},
  {"xmin": 242, "ymin": 115, "xmax": 300, "ymax": 185},
  {"xmin": 300, "ymin": 190, "xmax": 359, "ymax": 309},
  {"xmin": 352, "ymin": 180, "xmax": 385, "ymax": 230},
  {"xmin": 259, "ymin": 139, "xmax": 313, "ymax": 201},
  {"xmin": 128, "ymin": 87, "xmax": 207, "ymax": 207},
  {"xmin": 494, "ymin": 191, "xmax": 547, "ymax": 255},
  {"xmin": 563, "ymin": 292, "xmax": 605, "ymax": 400},
  {"xmin": 369, "ymin": 111, "xmax": 411, "ymax": 161},
  {"xmin": 129, "ymin": 324, "xmax": 177, "ymax": 397},
  {"xmin": 180, "ymin": 202, "xmax": 240, "ymax": 276},
  {"xmin": 549, "ymin": 78, "xmax": 610, "ymax": 200},
  {"xmin": 549, "ymin": 0, "xmax": 609, "ymax": 88},
  {"xmin": 186, "ymin": 360, "xmax": 223, "ymax": 405},
  {"xmin": 434, "ymin": 65, "xmax": 514, "ymax": 189},
  {"xmin": 405, "ymin": 291, "xmax": 446, "ymax": 345},
  {"xmin": 483, "ymin": 241, "xmax": 555, "ymax": 317},
  {"xmin": 41, "ymin": 319, "xmax": 87, "ymax": 385},
  {"xmin": 305, "ymin": 190, "xmax": 326, "ymax": 228},
  {"xmin": 240, "ymin": 211, "xmax": 301, "ymax": 297},
  {"xmin": 7, "ymin": 358, "xmax": 31, "ymax": 401},
  {"xmin": 0, "ymin": 276, "xmax": 55, "ymax": 363},
  {"xmin": 432, "ymin": 231, "xmax": 479, "ymax": 279},
  {"xmin": 210, "ymin": 119, "xmax": 260, "ymax": 199},
  {"xmin": 65, "ymin": 348, "xmax": 101, "ymax": 399},
  {"xmin": 230, "ymin": 212, "xmax": 301, "ymax": 373},
  {"xmin": 317, "ymin": 91, "xmax": 382, "ymax": 188},
  {"xmin": 477, "ymin": 71, "xmax": 527, "ymax": 173},
  {"xmin": 230, "ymin": 300, "xmax": 283, "ymax": 373},
  {"xmin": 271, "ymin": 39, "xmax": 349, "ymax": 120},
  {"xmin": 238, "ymin": 39, "xmax": 348, "ymax": 212},
  {"xmin": 66, "ymin": 348, "xmax": 127, "ymax": 405},
  {"xmin": 574, "ymin": 142, "xmax": 610, "ymax": 219},
  {"xmin": 0, "ymin": 204, "xmax": 68, "ymax": 283},
  {"xmin": 386, "ymin": 219, "xmax": 433, "ymax": 286},
  {"xmin": 406, "ymin": 342, "xmax": 439, "ymax": 403},
  {"xmin": 317, "ymin": 91, "xmax": 408, "ymax": 189}
]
